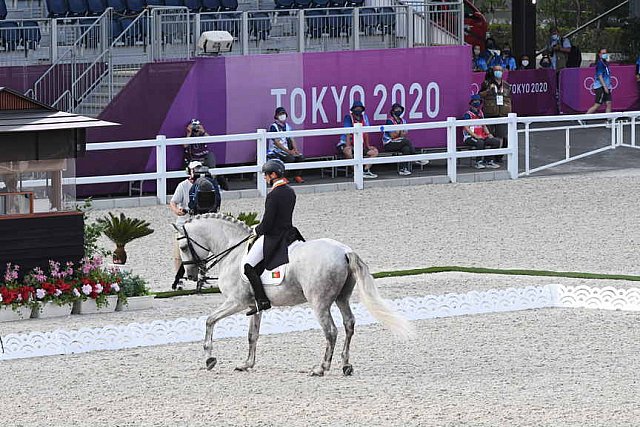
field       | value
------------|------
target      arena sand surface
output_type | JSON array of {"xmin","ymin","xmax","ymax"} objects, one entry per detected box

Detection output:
[{"xmin": 2, "ymin": 170, "xmax": 640, "ymax": 425}]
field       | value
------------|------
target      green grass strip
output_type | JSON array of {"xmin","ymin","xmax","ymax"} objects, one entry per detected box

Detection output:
[
  {"xmin": 372, "ymin": 266, "xmax": 640, "ymax": 281},
  {"xmin": 150, "ymin": 266, "xmax": 640, "ymax": 299}
]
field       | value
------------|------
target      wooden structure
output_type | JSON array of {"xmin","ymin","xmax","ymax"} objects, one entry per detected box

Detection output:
[{"xmin": 0, "ymin": 87, "xmax": 117, "ymax": 274}]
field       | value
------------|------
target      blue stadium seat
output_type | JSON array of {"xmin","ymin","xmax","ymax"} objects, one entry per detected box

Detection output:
[
  {"xmin": 164, "ymin": 0, "xmax": 182, "ymax": 6},
  {"xmin": 305, "ymin": 8, "xmax": 325, "ymax": 37},
  {"xmin": 46, "ymin": 0, "xmax": 70, "ymax": 18},
  {"xmin": 145, "ymin": 0, "xmax": 164, "ymax": 5},
  {"xmin": 21, "ymin": 21, "xmax": 42, "ymax": 49},
  {"xmin": 68, "ymin": 0, "xmax": 89, "ymax": 16},
  {"xmin": 295, "ymin": 0, "xmax": 311, "ymax": 8},
  {"xmin": 126, "ymin": 0, "xmax": 145, "ymax": 13},
  {"xmin": 111, "ymin": 17, "xmax": 123, "ymax": 39},
  {"xmin": 0, "ymin": 21, "xmax": 19, "ymax": 50},
  {"xmin": 87, "ymin": 0, "xmax": 107, "ymax": 14},
  {"xmin": 0, "ymin": 0, "xmax": 7, "ymax": 20},
  {"xmin": 106, "ymin": 0, "xmax": 127, "ymax": 14},
  {"xmin": 248, "ymin": 11, "xmax": 270, "ymax": 42},
  {"xmin": 200, "ymin": 0, "xmax": 220, "ymax": 12},
  {"xmin": 345, "ymin": 0, "xmax": 362, "ymax": 6},
  {"xmin": 219, "ymin": 0, "xmax": 237, "ymax": 11},
  {"xmin": 273, "ymin": 0, "xmax": 293, "ymax": 9},
  {"xmin": 311, "ymin": 0, "xmax": 328, "ymax": 7},
  {"xmin": 184, "ymin": 0, "xmax": 201, "ymax": 12},
  {"xmin": 359, "ymin": 7, "xmax": 377, "ymax": 35}
]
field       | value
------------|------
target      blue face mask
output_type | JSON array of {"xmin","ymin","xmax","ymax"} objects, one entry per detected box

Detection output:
[
  {"xmin": 601, "ymin": 53, "xmax": 609, "ymax": 61},
  {"xmin": 494, "ymin": 70, "xmax": 503, "ymax": 79},
  {"xmin": 471, "ymin": 101, "xmax": 481, "ymax": 108}
]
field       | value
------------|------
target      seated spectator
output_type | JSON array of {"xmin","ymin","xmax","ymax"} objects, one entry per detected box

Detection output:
[
  {"xmin": 482, "ymin": 37, "xmax": 500, "ymax": 64},
  {"xmin": 636, "ymin": 54, "xmax": 640, "ymax": 82},
  {"xmin": 472, "ymin": 44, "xmax": 488, "ymax": 72},
  {"xmin": 267, "ymin": 107, "xmax": 305, "ymax": 184},
  {"xmin": 337, "ymin": 100, "xmax": 379, "ymax": 179},
  {"xmin": 382, "ymin": 103, "xmax": 429, "ymax": 176},
  {"xmin": 462, "ymin": 94, "xmax": 502, "ymax": 169},
  {"xmin": 539, "ymin": 54, "xmax": 552, "ymax": 69}
]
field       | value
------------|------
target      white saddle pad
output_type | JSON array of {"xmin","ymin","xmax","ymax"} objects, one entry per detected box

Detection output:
[{"xmin": 241, "ymin": 240, "xmax": 303, "ymax": 286}]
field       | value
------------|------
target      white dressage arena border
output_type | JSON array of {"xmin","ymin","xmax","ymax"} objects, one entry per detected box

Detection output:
[{"xmin": 1, "ymin": 284, "xmax": 639, "ymax": 361}]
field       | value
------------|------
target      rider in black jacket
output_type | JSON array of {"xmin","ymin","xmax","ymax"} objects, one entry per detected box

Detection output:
[{"xmin": 244, "ymin": 159, "xmax": 303, "ymax": 316}]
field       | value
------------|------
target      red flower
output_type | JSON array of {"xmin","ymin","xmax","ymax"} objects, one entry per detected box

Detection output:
[
  {"xmin": 58, "ymin": 282, "xmax": 72, "ymax": 293},
  {"xmin": 42, "ymin": 282, "xmax": 57, "ymax": 295},
  {"xmin": 19, "ymin": 286, "xmax": 33, "ymax": 302}
]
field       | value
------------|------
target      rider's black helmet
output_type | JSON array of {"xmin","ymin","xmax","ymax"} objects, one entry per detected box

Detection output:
[{"xmin": 262, "ymin": 159, "xmax": 286, "ymax": 177}]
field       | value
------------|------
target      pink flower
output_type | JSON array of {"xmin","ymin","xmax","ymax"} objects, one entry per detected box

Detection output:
[
  {"xmin": 82, "ymin": 284, "xmax": 92, "ymax": 295},
  {"xmin": 112, "ymin": 283, "xmax": 120, "ymax": 293},
  {"xmin": 36, "ymin": 289, "xmax": 46, "ymax": 299},
  {"xmin": 54, "ymin": 289, "xmax": 62, "ymax": 297},
  {"xmin": 73, "ymin": 289, "xmax": 81, "ymax": 297},
  {"xmin": 95, "ymin": 283, "xmax": 103, "ymax": 294}
]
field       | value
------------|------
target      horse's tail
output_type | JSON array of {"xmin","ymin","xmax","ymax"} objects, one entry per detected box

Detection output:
[{"xmin": 346, "ymin": 252, "xmax": 415, "ymax": 340}]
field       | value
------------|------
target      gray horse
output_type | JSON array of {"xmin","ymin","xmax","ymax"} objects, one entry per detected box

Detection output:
[{"xmin": 176, "ymin": 213, "xmax": 413, "ymax": 376}]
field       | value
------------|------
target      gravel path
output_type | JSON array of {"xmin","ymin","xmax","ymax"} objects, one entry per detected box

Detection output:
[
  {"xmin": 2, "ymin": 171, "xmax": 640, "ymax": 425},
  {"xmin": 3, "ymin": 308, "xmax": 639, "ymax": 426},
  {"xmin": 91, "ymin": 169, "xmax": 640, "ymax": 293}
]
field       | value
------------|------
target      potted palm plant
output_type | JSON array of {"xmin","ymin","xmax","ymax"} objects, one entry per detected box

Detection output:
[{"xmin": 97, "ymin": 213, "xmax": 154, "ymax": 264}]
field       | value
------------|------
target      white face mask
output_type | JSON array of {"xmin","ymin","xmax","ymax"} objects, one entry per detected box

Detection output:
[
  {"xmin": 521, "ymin": 60, "xmax": 529, "ymax": 67},
  {"xmin": 278, "ymin": 114, "xmax": 287, "ymax": 121}
]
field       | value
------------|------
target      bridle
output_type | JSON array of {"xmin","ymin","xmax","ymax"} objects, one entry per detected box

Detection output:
[{"xmin": 177, "ymin": 226, "xmax": 251, "ymax": 277}]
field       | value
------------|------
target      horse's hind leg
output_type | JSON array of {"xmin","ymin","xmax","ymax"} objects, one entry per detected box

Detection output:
[
  {"xmin": 310, "ymin": 305, "xmax": 338, "ymax": 377},
  {"xmin": 335, "ymin": 298, "xmax": 355, "ymax": 376},
  {"xmin": 204, "ymin": 299, "xmax": 243, "ymax": 370},
  {"xmin": 235, "ymin": 312, "xmax": 262, "ymax": 372}
]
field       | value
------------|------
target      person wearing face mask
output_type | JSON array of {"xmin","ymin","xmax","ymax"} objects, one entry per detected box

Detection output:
[
  {"xmin": 472, "ymin": 44, "xmax": 488, "ymax": 72},
  {"xmin": 539, "ymin": 54, "xmax": 552, "ymax": 69},
  {"xmin": 462, "ymin": 95, "xmax": 502, "ymax": 169},
  {"xmin": 338, "ymin": 100, "xmax": 379, "ymax": 178},
  {"xmin": 490, "ymin": 44, "xmax": 517, "ymax": 71},
  {"xmin": 267, "ymin": 107, "xmax": 305, "ymax": 184},
  {"xmin": 479, "ymin": 65, "xmax": 511, "ymax": 164},
  {"xmin": 382, "ymin": 103, "xmax": 429, "ymax": 176},
  {"xmin": 547, "ymin": 27, "xmax": 571, "ymax": 70},
  {"xmin": 585, "ymin": 48, "xmax": 613, "ymax": 115},
  {"xmin": 520, "ymin": 55, "xmax": 531, "ymax": 70}
]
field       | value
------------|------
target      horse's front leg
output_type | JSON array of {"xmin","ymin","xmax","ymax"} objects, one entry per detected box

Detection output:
[
  {"xmin": 234, "ymin": 312, "xmax": 262, "ymax": 372},
  {"xmin": 310, "ymin": 305, "xmax": 337, "ymax": 377},
  {"xmin": 204, "ymin": 299, "xmax": 244, "ymax": 370}
]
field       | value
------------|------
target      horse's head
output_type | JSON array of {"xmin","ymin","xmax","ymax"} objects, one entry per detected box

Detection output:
[{"xmin": 173, "ymin": 222, "xmax": 209, "ymax": 281}]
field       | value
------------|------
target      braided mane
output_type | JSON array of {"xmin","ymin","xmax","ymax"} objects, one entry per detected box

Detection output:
[{"xmin": 186, "ymin": 212, "xmax": 253, "ymax": 233}]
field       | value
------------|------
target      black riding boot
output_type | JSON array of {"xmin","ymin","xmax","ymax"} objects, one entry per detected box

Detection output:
[{"xmin": 244, "ymin": 263, "xmax": 271, "ymax": 316}]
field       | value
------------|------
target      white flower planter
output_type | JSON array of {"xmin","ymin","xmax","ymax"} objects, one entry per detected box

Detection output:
[
  {"xmin": 72, "ymin": 295, "xmax": 118, "ymax": 315},
  {"xmin": 116, "ymin": 295, "xmax": 154, "ymax": 312},
  {"xmin": 32, "ymin": 302, "xmax": 73, "ymax": 319},
  {"xmin": 0, "ymin": 305, "xmax": 32, "ymax": 322}
]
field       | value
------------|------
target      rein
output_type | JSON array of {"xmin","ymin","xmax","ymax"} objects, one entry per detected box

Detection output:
[{"xmin": 178, "ymin": 226, "xmax": 251, "ymax": 275}]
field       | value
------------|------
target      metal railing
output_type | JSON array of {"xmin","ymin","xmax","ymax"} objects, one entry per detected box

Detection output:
[
  {"xmin": 519, "ymin": 111, "xmax": 640, "ymax": 176},
  {"xmin": 405, "ymin": 0, "xmax": 463, "ymax": 46}
]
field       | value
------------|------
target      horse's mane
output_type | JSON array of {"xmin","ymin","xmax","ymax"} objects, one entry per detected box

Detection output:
[{"xmin": 186, "ymin": 212, "xmax": 253, "ymax": 233}]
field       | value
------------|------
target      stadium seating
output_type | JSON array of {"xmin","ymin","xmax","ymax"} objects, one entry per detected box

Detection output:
[
  {"xmin": 164, "ymin": 0, "xmax": 183, "ymax": 6},
  {"xmin": 126, "ymin": 0, "xmax": 146, "ymax": 14},
  {"xmin": 359, "ymin": 7, "xmax": 377, "ymax": 36},
  {"xmin": 201, "ymin": 0, "xmax": 221, "ymax": 12},
  {"xmin": 184, "ymin": 0, "xmax": 202, "ymax": 12},
  {"xmin": 0, "ymin": 21, "xmax": 19, "ymax": 50},
  {"xmin": 22, "ymin": 20, "xmax": 42, "ymax": 49},
  {"xmin": 248, "ymin": 11, "xmax": 270, "ymax": 41},
  {"xmin": 273, "ymin": 0, "xmax": 293, "ymax": 10},
  {"xmin": 305, "ymin": 8, "xmax": 325, "ymax": 38},
  {"xmin": 0, "ymin": 0, "xmax": 7, "ymax": 20},
  {"xmin": 219, "ymin": 0, "xmax": 237, "ymax": 11},
  {"xmin": 45, "ymin": 0, "xmax": 70, "ymax": 18},
  {"xmin": 145, "ymin": 0, "xmax": 164, "ymax": 5},
  {"xmin": 294, "ymin": 0, "xmax": 311, "ymax": 8},
  {"xmin": 68, "ymin": 0, "xmax": 89, "ymax": 16},
  {"xmin": 87, "ymin": 0, "xmax": 108, "ymax": 15},
  {"xmin": 378, "ymin": 6, "xmax": 395, "ymax": 35},
  {"xmin": 106, "ymin": 0, "xmax": 128, "ymax": 14}
]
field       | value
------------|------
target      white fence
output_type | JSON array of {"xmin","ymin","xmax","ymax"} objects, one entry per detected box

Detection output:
[
  {"xmin": 80, "ymin": 114, "xmax": 520, "ymax": 202},
  {"xmin": 75, "ymin": 110, "xmax": 640, "ymax": 203}
]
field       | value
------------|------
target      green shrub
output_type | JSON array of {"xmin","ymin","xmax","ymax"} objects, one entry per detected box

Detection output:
[{"xmin": 118, "ymin": 271, "xmax": 150, "ymax": 297}]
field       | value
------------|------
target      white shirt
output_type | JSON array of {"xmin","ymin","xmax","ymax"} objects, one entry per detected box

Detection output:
[{"xmin": 171, "ymin": 178, "xmax": 193, "ymax": 227}]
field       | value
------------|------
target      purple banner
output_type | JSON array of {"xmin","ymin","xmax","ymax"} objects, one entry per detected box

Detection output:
[
  {"xmin": 471, "ymin": 68, "xmax": 558, "ymax": 116},
  {"xmin": 559, "ymin": 65, "xmax": 640, "ymax": 113}
]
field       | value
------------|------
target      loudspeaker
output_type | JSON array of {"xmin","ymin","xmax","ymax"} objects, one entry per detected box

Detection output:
[{"xmin": 198, "ymin": 31, "xmax": 234, "ymax": 55}]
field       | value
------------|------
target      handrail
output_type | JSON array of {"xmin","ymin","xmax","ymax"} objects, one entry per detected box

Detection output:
[
  {"xmin": 535, "ymin": 0, "xmax": 629, "ymax": 56},
  {"xmin": 26, "ymin": 8, "xmax": 113, "ymax": 103}
]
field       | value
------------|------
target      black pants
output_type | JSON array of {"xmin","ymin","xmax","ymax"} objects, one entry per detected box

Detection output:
[
  {"xmin": 463, "ymin": 136, "xmax": 502, "ymax": 162},
  {"xmin": 384, "ymin": 138, "xmax": 415, "ymax": 170},
  {"xmin": 486, "ymin": 122, "xmax": 507, "ymax": 162},
  {"xmin": 268, "ymin": 152, "xmax": 305, "ymax": 176}
]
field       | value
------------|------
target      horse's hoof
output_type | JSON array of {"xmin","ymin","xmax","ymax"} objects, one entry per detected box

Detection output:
[
  {"xmin": 205, "ymin": 357, "xmax": 217, "ymax": 370},
  {"xmin": 234, "ymin": 365, "xmax": 249, "ymax": 372},
  {"xmin": 342, "ymin": 365, "xmax": 354, "ymax": 376},
  {"xmin": 309, "ymin": 367, "xmax": 324, "ymax": 377}
]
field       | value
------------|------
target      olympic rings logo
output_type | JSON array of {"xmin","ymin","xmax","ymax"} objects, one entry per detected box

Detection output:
[{"xmin": 583, "ymin": 75, "xmax": 618, "ymax": 95}]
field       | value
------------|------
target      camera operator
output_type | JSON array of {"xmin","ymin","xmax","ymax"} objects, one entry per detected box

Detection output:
[
  {"xmin": 184, "ymin": 118, "xmax": 229, "ymax": 191},
  {"xmin": 169, "ymin": 161, "xmax": 201, "ymax": 290},
  {"xmin": 546, "ymin": 27, "xmax": 571, "ymax": 70}
]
